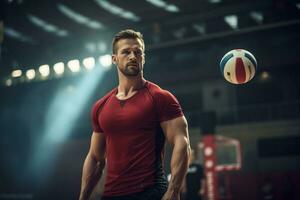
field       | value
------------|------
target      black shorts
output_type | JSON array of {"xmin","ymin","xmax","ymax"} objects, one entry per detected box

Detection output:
[{"xmin": 101, "ymin": 184, "xmax": 167, "ymax": 200}]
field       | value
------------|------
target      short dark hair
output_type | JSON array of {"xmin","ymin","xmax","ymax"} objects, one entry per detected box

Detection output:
[{"xmin": 112, "ymin": 29, "xmax": 145, "ymax": 54}]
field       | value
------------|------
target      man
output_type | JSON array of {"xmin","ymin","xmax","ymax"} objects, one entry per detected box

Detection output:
[
  {"xmin": 79, "ymin": 29, "xmax": 191, "ymax": 200},
  {"xmin": 182, "ymin": 149, "xmax": 205, "ymax": 200}
]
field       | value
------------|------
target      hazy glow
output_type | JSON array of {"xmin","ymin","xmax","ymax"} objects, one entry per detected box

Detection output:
[
  {"xmin": 99, "ymin": 54, "xmax": 112, "ymax": 68},
  {"xmin": 6, "ymin": 79, "xmax": 12, "ymax": 86},
  {"xmin": 83, "ymin": 57, "xmax": 95, "ymax": 70},
  {"xmin": 56, "ymin": 30, "xmax": 68, "ymax": 37},
  {"xmin": 98, "ymin": 41, "xmax": 107, "ymax": 52},
  {"xmin": 28, "ymin": 14, "xmax": 69, "ymax": 37},
  {"xmin": 44, "ymin": 67, "xmax": 106, "ymax": 143},
  {"xmin": 30, "ymin": 66, "xmax": 107, "ymax": 181},
  {"xmin": 208, "ymin": 0, "xmax": 222, "ymax": 3},
  {"xmin": 85, "ymin": 42, "xmax": 96, "ymax": 53},
  {"xmin": 44, "ymin": 24, "xmax": 57, "ymax": 32},
  {"xmin": 68, "ymin": 59, "xmax": 81, "ymax": 72},
  {"xmin": 26, "ymin": 69, "xmax": 36, "ymax": 80},
  {"xmin": 165, "ymin": 5, "xmax": 179, "ymax": 12},
  {"xmin": 58, "ymin": 4, "xmax": 104, "ymax": 29},
  {"xmin": 193, "ymin": 24, "xmax": 206, "ymax": 34},
  {"xmin": 11, "ymin": 69, "xmax": 22, "ymax": 77},
  {"xmin": 260, "ymin": 71, "xmax": 270, "ymax": 81},
  {"xmin": 39, "ymin": 64, "xmax": 50, "ymax": 77},
  {"xmin": 145, "ymin": 0, "xmax": 179, "ymax": 12},
  {"xmin": 4, "ymin": 27, "xmax": 34, "ymax": 43},
  {"xmin": 95, "ymin": 0, "xmax": 140, "ymax": 22},
  {"xmin": 5, "ymin": 27, "xmax": 22, "ymax": 38},
  {"xmin": 53, "ymin": 62, "xmax": 65, "ymax": 75},
  {"xmin": 146, "ymin": 0, "xmax": 166, "ymax": 7},
  {"xmin": 173, "ymin": 27, "xmax": 187, "ymax": 39},
  {"xmin": 250, "ymin": 11, "xmax": 263, "ymax": 24}
]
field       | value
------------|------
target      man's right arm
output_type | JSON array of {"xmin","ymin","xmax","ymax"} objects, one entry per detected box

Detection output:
[{"xmin": 79, "ymin": 132, "xmax": 106, "ymax": 200}]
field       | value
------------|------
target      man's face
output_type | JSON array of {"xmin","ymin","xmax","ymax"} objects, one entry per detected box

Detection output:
[{"xmin": 112, "ymin": 38, "xmax": 145, "ymax": 77}]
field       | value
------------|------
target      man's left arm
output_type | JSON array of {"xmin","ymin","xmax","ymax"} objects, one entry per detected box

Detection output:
[{"xmin": 161, "ymin": 116, "xmax": 191, "ymax": 200}]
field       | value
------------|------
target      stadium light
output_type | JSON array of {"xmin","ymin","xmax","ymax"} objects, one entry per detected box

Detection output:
[
  {"xmin": 53, "ymin": 62, "xmax": 65, "ymax": 75},
  {"xmin": 11, "ymin": 69, "xmax": 22, "ymax": 78},
  {"xmin": 83, "ymin": 57, "xmax": 95, "ymax": 70},
  {"xmin": 224, "ymin": 15, "xmax": 238, "ymax": 29},
  {"xmin": 99, "ymin": 54, "xmax": 112, "ymax": 69},
  {"xmin": 67, "ymin": 59, "xmax": 80, "ymax": 73},
  {"xmin": 39, "ymin": 64, "xmax": 50, "ymax": 77},
  {"xmin": 26, "ymin": 69, "xmax": 36, "ymax": 80}
]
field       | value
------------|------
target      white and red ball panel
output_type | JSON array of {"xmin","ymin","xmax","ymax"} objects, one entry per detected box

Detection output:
[{"xmin": 220, "ymin": 49, "xmax": 257, "ymax": 84}]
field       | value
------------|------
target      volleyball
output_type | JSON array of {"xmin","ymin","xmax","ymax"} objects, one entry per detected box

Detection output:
[{"xmin": 219, "ymin": 49, "xmax": 257, "ymax": 84}]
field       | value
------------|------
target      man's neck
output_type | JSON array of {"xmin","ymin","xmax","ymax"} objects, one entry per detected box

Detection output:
[{"xmin": 117, "ymin": 76, "xmax": 146, "ymax": 96}]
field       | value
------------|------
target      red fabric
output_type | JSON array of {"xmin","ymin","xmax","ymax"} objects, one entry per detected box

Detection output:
[
  {"xmin": 91, "ymin": 88, "xmax": 117, "ymax": 133},
  {"xmin": 91, "ymin": 81, "xmax": 183, "ymax": 196}
]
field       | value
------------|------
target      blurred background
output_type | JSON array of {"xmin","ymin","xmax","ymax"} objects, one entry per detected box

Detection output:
[{"xmin": 0, "ymin": 0, "xmax": 300, "ymax": 199}]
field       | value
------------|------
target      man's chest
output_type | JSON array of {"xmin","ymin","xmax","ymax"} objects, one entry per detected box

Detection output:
[{"xmin": 99, "ymin": 92, "xmax": 157, "ymax": 133}]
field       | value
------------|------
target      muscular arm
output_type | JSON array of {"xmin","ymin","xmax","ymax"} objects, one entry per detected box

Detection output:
[
  {"xmin": 161, "ymin": 116, "xmax": 191, "ymax": 200},
  {"xmin": 79, "ymin": 132, "xmax": 106, "ymax": 200}
]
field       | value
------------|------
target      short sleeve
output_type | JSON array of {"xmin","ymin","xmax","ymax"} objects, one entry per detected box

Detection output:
[
  {"xmin": 91, "ymin": 100, "xmax": 104, "ymax": 133},
  {"xmin": 156, "ymin": 90, "xmax": 183, "ymax": 122},
  {"xmin": 90, "ymin": 88, "xmax": 117, "ymax": 133}
]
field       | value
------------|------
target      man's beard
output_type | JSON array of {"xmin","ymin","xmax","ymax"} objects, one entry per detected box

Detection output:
[{"xmin": 119, "ymin": 63, "xmax": 142, "ymax": 77}]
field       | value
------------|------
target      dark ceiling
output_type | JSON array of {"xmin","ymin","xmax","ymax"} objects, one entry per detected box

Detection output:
[{"xmin": 0, "ymin": 0, "xmax": 300, "ymax": 79}]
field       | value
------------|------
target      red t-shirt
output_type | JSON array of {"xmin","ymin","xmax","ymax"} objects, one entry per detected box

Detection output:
[{"xmin": 91, "ymin": 81, "xmax": 183, "ymax": 196}]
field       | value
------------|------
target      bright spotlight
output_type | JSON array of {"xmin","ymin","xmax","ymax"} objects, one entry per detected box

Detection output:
[
  {"xmin": 68, "ymin": 59, "xmax": 80, "ymax": 73},
  {"xmin": 82, "ymin": 57, "xmax": 95, "ymax": 70},
  {"xmin": 39, "ymin": 65, "xmax": 50, "ymax": 77},
  {"xmin": 99, "ymin": 54, "xmax": 112, "ymax": 69},
  {"xmin": 53, "ymin": 62, "xmax": 65, "ymax": 75},
  {"xmin": 11, "ymin": 69, "xmax": 22, "ymax": 78},
  {"xmin": 26, "ymin": 69, "xmax": 36, "ymax": 80}
]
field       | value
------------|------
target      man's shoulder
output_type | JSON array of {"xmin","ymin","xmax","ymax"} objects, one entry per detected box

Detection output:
[
  {"xmin": 93, "ymin": 88, "xmax": 117, "ymax": 109},
  {"xmin": 146, "ymin": 81, "xmax": 172, "ymax": 97}
]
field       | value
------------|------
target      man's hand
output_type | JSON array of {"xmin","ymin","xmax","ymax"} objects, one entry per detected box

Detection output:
[{"xmin": 161, "ymin": 189, "xmax": 180, "ymax": 200}]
